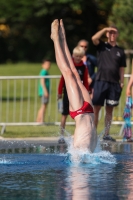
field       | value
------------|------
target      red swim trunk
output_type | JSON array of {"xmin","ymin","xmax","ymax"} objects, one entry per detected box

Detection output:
[{"xmin": 69, "ymin": 101, "xmax": 94, "ymax": 119}]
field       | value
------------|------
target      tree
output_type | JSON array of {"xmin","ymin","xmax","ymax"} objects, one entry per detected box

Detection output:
[
  {"xmin": 108, "ymin": 0, "xmax": 133, "ymax": 49},
  {"xmin": 0, "ymin": 0, "xmax": 113, "ymax": 62}
]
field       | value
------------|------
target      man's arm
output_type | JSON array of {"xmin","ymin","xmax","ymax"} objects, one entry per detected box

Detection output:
[
  {"xmin": 119, "ymin": 67, "xmax": 125, "ymax": 88},
  {"xmin": 126, "ymin": 75, "xmax": 133, "ymax": 96},
  {"xmin": 91, "ymin": 27, "xmax": 117, "ymax": 46}
]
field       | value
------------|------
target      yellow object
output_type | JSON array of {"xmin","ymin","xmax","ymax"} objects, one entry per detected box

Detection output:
[
  {"xmin": 118, "ymin": 116, "xmax": 123, "ymax": 121},
  {"xmin": 113, "ymin": 116, "xmax": 117, "ymax": 121}
]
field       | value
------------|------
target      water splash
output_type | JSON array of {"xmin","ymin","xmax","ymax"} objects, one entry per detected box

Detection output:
[
  {"xmin": 0, "ymin": 157, "xmax": 12, "ymax": 164},
  {"xmin": 65, "ymin": 136, "xmax": 116, "ymax": 165}
]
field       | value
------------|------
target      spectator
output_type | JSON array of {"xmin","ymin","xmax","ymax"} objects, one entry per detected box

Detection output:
[
  {"xmin": 58, "ymin": 46, "xmax": 89, "ymax": 143},
  {"xmin": 125, "ymin": 71, "xmax": 133, "ymax": 142},
  {"xmin": 126, "ymin": 71, "xmax": 133, "ymax": 97},
  {"xmin": 36, "ymin": 59, "xmax": 51, "ymax": 123},
  {"xmin": 51, "ymin": 19, "xmax": 97, "ymax": 152},
  {"xmin": 91, "ymin": 25, "xmax": 126, "ymax": 141},
  {"xmin": 77, "ymin": 39, "xmax": 97, "ymax": 90}
]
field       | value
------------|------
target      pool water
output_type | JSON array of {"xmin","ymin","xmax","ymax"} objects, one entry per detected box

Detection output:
[{"xmin": 0, "ymin": 140, "xmax": 133, "ymax": 200}]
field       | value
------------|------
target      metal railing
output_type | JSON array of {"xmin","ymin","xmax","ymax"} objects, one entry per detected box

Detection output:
[
  {"xmin": 0, "ymin": 74, "xmax": 132, "ymax": 134},
  {"xmin": 0, "ymin": 75, "xmax": 75, "ymax": 133}
]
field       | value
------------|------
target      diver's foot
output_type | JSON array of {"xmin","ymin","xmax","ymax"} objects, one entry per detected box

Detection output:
[
  {"xmin": 59, "ymin": 19, "xmax": 66, "ymax": 40},
  {"xmin": 50, "ymin": 19, "xmax": 59, "ymax": 41},
  {"xmin": 103, "ymin": 134, "xmax": 116, "ymax": 142}
]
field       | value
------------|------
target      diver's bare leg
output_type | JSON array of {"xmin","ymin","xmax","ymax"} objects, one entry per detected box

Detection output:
[
  {"xmin": 51, "ymin": 19, "xmax": 83, "ymax": 111},
  {"xmin": 59, "ymin": 19, "xmax": 92, "ymax": 105}
]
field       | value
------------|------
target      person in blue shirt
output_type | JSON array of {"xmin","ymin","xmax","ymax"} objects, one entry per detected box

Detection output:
[{"xmin": 77, "ymin": 39, "xmax": 97, "ymax": 91}]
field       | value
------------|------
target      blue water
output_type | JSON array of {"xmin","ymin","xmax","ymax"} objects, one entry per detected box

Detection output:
[{"xmin": 0, "ymin": 141, "xmax": 133, "ymax": 200}]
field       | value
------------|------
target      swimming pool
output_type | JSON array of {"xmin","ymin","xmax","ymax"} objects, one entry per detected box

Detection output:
[{"xmin": 0, "ymin": 140, "xmax": 133, "ymax": 200}]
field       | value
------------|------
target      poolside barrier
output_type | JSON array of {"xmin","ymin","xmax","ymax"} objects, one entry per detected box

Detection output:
[{"xmin": 0, "ymin": 74, "xmax": 132, "ymax": 134}]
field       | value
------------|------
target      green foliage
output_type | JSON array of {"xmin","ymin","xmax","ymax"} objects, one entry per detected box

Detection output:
[
  {"xmin": 0, "ymin": 0, "xmax": 112, "ymax": 62},
  {"xmin": 95, "ymin": 0, "xmax": 115, "ymax": 10},
  {"xmin": 109, "ymin": 0, "xmax": 133, "ymax": 49}
]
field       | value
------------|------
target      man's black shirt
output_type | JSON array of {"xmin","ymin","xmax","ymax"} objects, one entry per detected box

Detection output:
[{"xmin": 96, "ymin": 41, "xmax": 126, "ymax": 83}]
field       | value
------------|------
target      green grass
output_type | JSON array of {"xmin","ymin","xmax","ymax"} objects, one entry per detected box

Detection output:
[
  {"xmin": 0, "ymin": 62, "xmax": 60, "ymax": 76},
  {"xmin": 0, "ymin": 62, "xmax": 75, "ymax": 138},
  {"xmin": 0, "ymin": 62, "xmax": 131, "ymax": 139},
  {"xmin": 3, "ymin": 125, "xmax": 75, "ymax": 138}
]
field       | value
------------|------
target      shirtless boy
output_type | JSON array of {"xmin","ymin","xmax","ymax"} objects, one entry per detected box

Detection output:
[{"xmin": 51, "ymin": 19, "xmax": 97, "ymax": 152}]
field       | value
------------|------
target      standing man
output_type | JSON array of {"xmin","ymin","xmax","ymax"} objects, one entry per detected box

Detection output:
[
  {"xmin": 77, "ymin": 39, "xmax": 97, "ymax": 89},
  {"xmin": 91, "ymin": 26, "xmax": 126, "ymax": 141}
]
